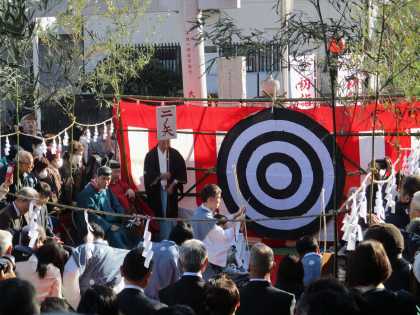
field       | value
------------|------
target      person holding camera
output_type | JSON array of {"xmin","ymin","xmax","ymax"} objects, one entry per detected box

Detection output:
[{"xmin": 0, "ymin": 230, "xmax": 15, "ymax": 281}]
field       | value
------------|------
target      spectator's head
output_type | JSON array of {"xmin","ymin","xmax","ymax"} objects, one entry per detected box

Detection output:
[
  {"xmin": 73, "ymin": 125, "xmax": 87, "ymax": 142},
  {"xmin": 40, "ymin": 297, "xmax": 68, "ymax": 313},
  {"xmin": 410, "ymin": 192, "xmax": 420, "ymax": 221},
  {"xmin": 275, "ymin": 253, "xmax": 304, "ymax": 286},
  {"xmin": 32, "ymin": 156, "xmax": 49, "ymax": 179},
  {"xmin": 7, "ymin": 145, "xmax": 18, "ymax": 164},
  {"xmin": 214, "ymin": 214, "xmax": 228, "ymax": 230},
  {"xmin": 21, "ymin": 114, "xmax": 38, "ymax": 136},
  {"xmin": 201, "ymin": 184, "xmax": 222, "ymax": 210},
  {"xmin": 34, "ymin": 182, "xmax": 52, "ymax": 206},
  {"xmin": 0, "ymin": 230, "xmax": 12, "ymax": 257},
  {"xmin": 364, "ymin": 223, "xmax": 404, "ymax": 260},
  {"xmin": 296, "ymin": 290, "xmax": 359, "ymax": 315},
  {"xmin": 77, "ymin": 284, "xmax": 120, "ymax": 315},
  {"xmin": 401, "ymin": 174, "xmax": 420, "ymax": 204},
  {"xmin": 406, "ymin": 218, "xmax": 420, "ymax": 236},
  {"xmin": 45, "ymin": 147, "xmax": 62, "ymax": 169},
  {"xmin": 66, "ymin": 140, "xmax": 84, "ymax": 164},
  {"xmin": 304, "ymin": 276, "xmax": 348, "ymax": 296},
  {"xmin": 153, "ymin": 306, "xmax": 196, "ymax": 315},
  {"xmin": 121, "ymin": 247, "xmax": 154, "ymax": 289},
  {"xmin": 31, "ymin": 138, "xmax": 44, "ymax": 157},
  {"xmin": 346, "ymin": 240, "xmax": 391, "ymax": 288},
  {"xmin": 0, "ymin": 278, "xmax": 40, "ymax": 315},
  {"xmin": 95, "ymin": 166, "xmax": 112, "ymax": 190},
  {"xmin": 35, "ymin": 241, "xmax": 65, "ymax": 280},
  {"xmin": 21, "ymin": 225, "xmax": 46, "ymax": 250},
  {"xmin": 98, "ymin": 121, "xmax": 112, "ymax": 136},
  {"xmin": 179, "ymin": 239, "xmax": 208, "ymax": 273},
  {"xmin": 17, "ymin": 150, "xmax": 34, "ymax": 175},
  {"xmin": 346, "ymin": 187, "xmax": 358, "ymax": 207},
  {"xmin": 109, "ymin": 160, "xmax": 121, "ymax": 182},
  {"xmin": 249, "ymin": 243, "xmax": 275, "ymax": 279},
  {"xmin": 296, "ymin": 235, "xmax": 318, "ymax": 259},
  {"xmin": 81, "ymin": 222, "xmax": 105, "ymax": 242},
  {"xmin": 169, "ymin": 222, "xmax": 194, "ymax": 246},
  {"xmin": 203, "ymin": 274, "xmax": 240, "ymax": 315},
  {"xmin": 15, "ymin": 187, "xmax": 38, "ymax": 215},
  {"xmin": 43, "ymin": 134, "xmax": 56, "ymax": 147}
]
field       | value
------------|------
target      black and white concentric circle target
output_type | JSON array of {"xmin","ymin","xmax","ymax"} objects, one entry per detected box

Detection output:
[{"xmin": 217, "ymin": 108, "xmax": 346, "ymax": 240}]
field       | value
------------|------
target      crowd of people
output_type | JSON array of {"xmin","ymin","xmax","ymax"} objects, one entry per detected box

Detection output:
[{"xmin": 0, "ymin": 114, "xmax": 420, "ymax": 315}]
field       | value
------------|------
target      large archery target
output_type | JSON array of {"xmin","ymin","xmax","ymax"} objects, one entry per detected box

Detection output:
[{"xmin": 217, "ymin": 108, "xmax": 346, "ymax": 240}]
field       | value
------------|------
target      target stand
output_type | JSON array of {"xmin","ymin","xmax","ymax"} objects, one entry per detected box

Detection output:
[{"xmin": 217, "ymin": 108, "xmax": 346, "ymax": 240}]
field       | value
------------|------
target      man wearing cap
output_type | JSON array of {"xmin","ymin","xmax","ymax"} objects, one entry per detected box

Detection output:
[
  {"xmin": 13, "ymin": 114, "xmax": 42, "ymax": 153},
  {"xmin": 108, "ymin": 161, "xmax": 159, "ymax": 234},
  {"xmin": 364, "ymin": 223, "xmax": 411, "ymax": 292},
  {"xmin": 76, "ymin": 166, "xmax": 141, "ymax": 249}
]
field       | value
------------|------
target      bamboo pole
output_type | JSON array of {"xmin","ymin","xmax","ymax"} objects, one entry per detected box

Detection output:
[
  {"xmin": 102, "ymin": 93, "xmax": 406, "ymax": 103},
  {"xmin": 117, "ymin": 98, "xmax": 131, "ymax": 186},
  {"xmin": 16, "ymin": 79, "xmax": 20, "ymax": 192},
  {"xmin": 116, "ymin": 129, "xmax": 420, "ymax": 137}
]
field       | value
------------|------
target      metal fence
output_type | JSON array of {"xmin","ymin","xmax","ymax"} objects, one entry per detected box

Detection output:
[
  {"xmin": 118, "ymin": 43, "xmax": 182, "ymax": 74},
  {"xmin": 219, "ymin": 42, "xmax": 282, "ymax": 72},
  {"xmin": 119, "ymin": 42, "xmax": 283, "ymax": 74}
]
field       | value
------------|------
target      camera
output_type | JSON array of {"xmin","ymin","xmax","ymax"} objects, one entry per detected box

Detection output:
[
  {"xmin": 368, "ymin": 158, "xmax": 387, "ymax": 170},
  {"xmin": 0, "ymin": 255, "xmax": 16, "ymax": 274}
]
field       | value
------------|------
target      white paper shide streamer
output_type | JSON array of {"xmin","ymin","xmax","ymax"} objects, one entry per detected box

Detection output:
[
  {"xmin": 51, "ymin": 138, "xmax": 57, "ymax": 154},
  {"xmin": 341, "ymin": 185, "xmax": 365, "ymax": 251},
  {"xmin": 407, "ymin": 148, "xmax": 419, "ymax": 175},
  {"xmin": 374, "ymin": 183, "xmax": 385, "ymax": 220},
  {"xmin": 41, "ymin": 139, "xmax": 47, "ymax": 155},
  {"xmin": 58, "ymin": 136, "xmax": 62, "ymax": 151},
  {"xmin": 28, "ymin": 201, "xmax": 40, "ymax": 248},
  {"xmin": 142, "ymin": 219, "xmax": 154, "ymax": 268},
  {"xmin": 84, "ymin": 210, "xmax": 95, "ymax": 259},
  {"xmin": 103, "ymin": 122, "xmax": 108, "ymax": 140},
  {"xmin": 63, "ymin": 130, "xmax": 69, "ymax": 146},
  {"xmin": 86, "ymin": 128, "xmax": 91, "ymax": 143},
  {"xmin": 4, "ymin": 136, "xmax": 10, "ymax": 156},
  {"xmin": 110, "ymin": 121, "xmax": 114, "ymax": 136},
  {"xmin": 127, "ymin": 214, "xmax": 142, "ymax": 228},
  {"xmin": 93, "ymin": 126, "xmax": 98, "ymax": 142}
]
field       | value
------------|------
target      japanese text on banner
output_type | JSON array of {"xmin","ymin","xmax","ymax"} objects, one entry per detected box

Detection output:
[{"xmin": 157, "ymin": 106, "xmax": 177, "ymax": 141}]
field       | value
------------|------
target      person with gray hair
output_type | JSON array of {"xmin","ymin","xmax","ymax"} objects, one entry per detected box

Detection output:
[
  {"xmin": 0, "ymin": 230, "xmax": 12, "ymax": 257},
  {"xmin": 0, "ymin": 150, "xmax": 34, "ymax": 208},
  {"xmin": 0, "ymin": 187, "xmax": 38, "ymax": 230},
  {"xmin": 410, "ymin": 191, "xmax": 420, "ymax": 222},
  {"xmin": 236, "ymin": 243, "xmax": 295, "ymax": 315},
  {"xmin": 159, "ymin": 239, "xmax": 209, "ymax": 315}
]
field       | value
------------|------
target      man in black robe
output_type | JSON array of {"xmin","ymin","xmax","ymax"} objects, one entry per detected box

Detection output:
[{"xmin": 144, "ymin": 140, "xmax": 187, "ymax": 241}]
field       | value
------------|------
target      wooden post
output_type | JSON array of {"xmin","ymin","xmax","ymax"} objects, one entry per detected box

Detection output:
[
  {"xmin": 166, "ymin": 139, "xmax": 170, "ymax": 212},
  {"xmin": 117, "ymin": 98, "xmax": 131, "ymax": 186}
]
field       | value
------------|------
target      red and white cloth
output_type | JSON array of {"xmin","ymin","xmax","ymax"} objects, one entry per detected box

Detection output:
[{"xmin": 114, "ymin": 101, "xmax": 420, "ymax": 244}]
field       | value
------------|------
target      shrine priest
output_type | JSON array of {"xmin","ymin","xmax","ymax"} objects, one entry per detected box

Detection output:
[
  {"xmin": 190, "ymin": 184, "xmax": 246, "ymax": 278},
  {"xmin": 144, "ymin": 140, "xmax": 187, "ymax": 241},
  {"xmin": 76, "ymin": 166, "xmax": 140, "ymax": 249},
  {"xmin": 108, "ymin": 160, "xmax": 159, "ymax": 234}
]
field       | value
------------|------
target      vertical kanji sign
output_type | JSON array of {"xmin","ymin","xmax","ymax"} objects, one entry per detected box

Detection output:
[
  {"xmin": 290, "ymin": 54, "xmax": 315, "ymax": 108},
  {"xmin": 157, "ymin": 106, "xmax": 177, "ymax": 141}
]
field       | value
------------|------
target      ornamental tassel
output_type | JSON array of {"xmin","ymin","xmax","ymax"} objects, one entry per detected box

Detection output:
[{"xmin": 4, "ymin": 136, "xmax": 10, "ymax": 156}]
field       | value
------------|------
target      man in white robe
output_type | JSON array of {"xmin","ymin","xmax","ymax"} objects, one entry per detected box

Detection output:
[
  {"xmin": 190, "ymin": 184, "xmax": 245, "ymax": 277},
  {"xmin": 62, "ymin": 222, "xmax": 128, "ymax": 310}
]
